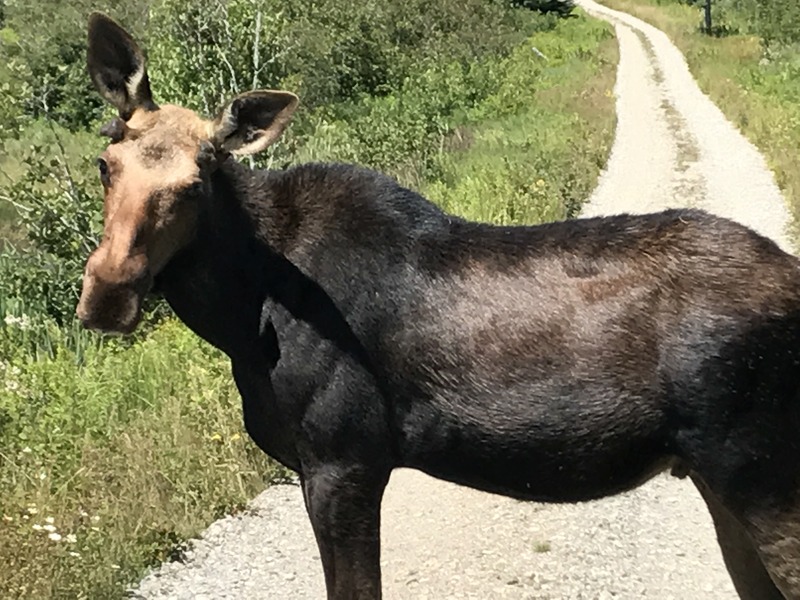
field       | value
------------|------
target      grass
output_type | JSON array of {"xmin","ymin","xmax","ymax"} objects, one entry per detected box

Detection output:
[
  {"xmin": 424, "ymin": 12, "xmax": 618, "ymax": 224},
  {"xmin": 0, "ymin": 12, "xmax": 618, "ymax": 599},
  {"xmin": 599, "ymin": 0, "xmax": 800, "ymax": 236},
  {"xmin": 0, "ymin": 318, "xmax": 291, "ymax": 599}
]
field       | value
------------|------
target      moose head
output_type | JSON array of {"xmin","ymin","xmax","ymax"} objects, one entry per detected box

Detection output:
[{"xmin": 76, "ymin": 13, "xmax": 298, "ymax": 333}]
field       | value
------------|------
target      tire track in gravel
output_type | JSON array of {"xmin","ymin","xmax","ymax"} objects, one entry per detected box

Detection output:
[{"xmin": 131, "ymin": 2, "xmax": 795, "ymax": 598}]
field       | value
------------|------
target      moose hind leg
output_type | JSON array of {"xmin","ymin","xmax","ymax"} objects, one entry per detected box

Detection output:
[
  {"xmin": 303, "ymin": 465, "xmax": 388, "ymax": 600},
  {"xmin": 739, "ymin": 501, "xmax": 800, "ymax": 600},
  {"xmin": 691, "ymin": 474, "xmax": 785, "ymax": 599}
]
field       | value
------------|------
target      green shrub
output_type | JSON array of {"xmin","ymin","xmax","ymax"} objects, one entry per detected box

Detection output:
[{"xmin": 0, "ymin": 128, "xmax": 102, "ymax": 325}]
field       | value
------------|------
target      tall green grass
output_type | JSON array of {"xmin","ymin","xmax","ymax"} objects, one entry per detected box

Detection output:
[
  {"xmin": 425, "ymin": 14, "xmax": 617, "ymax": 223},
  {"xmin": 0, "ymin": 317, "xmax": 289, "ymax": 599}
]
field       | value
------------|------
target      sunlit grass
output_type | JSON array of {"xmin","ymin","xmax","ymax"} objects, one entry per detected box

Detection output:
[
  {"xmin": 0, "ymin": 317, "xmax": 291, "ymax": 598},
  {"xmin": 425, "ymin": 13, "xmax": 617, "ymax": 224}
]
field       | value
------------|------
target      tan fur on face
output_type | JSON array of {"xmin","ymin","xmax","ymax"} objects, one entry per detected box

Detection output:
[
  {"xmin": 99, "ymin": 105, "xmax": 211, "ymax": 272},
  {"xmin": 78, "ymin": 105, "xmax": 213, "ymax": 331}
]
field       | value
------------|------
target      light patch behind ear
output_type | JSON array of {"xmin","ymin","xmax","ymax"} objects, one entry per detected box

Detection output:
[
  {"xmin": 211, "ymin": 90, "xmax": 299, "ymax": 156},
  {"xmin": 87, "ymin": 12, "xmax": 156, "ymax": 120}
]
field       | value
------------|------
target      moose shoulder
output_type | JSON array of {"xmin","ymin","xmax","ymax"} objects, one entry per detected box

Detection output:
[{"xmin": 79, "ymin": 13, "xmax": 800, "ymax": 600}]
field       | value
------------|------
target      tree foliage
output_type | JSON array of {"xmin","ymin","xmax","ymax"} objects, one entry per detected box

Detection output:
[{"xmin": 680, "ymin": 0, "xmax": 800, "ymax": 44}]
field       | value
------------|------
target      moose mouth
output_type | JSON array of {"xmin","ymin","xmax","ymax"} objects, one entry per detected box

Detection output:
[{"xmin": 76, "ymin": 273, "xmax": 152, "ymax": 335}]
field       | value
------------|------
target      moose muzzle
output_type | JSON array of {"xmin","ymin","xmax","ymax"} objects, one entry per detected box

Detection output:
[{"xmin": 76, "ymin": 246, "xmax": 152, "ymax": 334}]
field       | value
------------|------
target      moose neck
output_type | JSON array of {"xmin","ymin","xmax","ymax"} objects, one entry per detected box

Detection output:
[
  {"xmin": 155, "ymin": 159, "xmax": 292, "ymax": 362},
  {"xmin": 156, "ymin": 158, "xmax": 446, "ymax": 367}
]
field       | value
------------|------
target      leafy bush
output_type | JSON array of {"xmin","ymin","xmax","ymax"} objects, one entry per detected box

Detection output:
[
  {"xmin": 0, "ymin": 124, "xmax": 101, "ymax": 326},
  {"xmin": 0, "ymin": 0, "xmax": 148, "ymax": 131},
  {"xmin": 676, "ymin": 0, "xmax": 800, "ymax": 43},
  {"xmin": 737, "ymin": 0, "xmax": 800, "ymax": 45}
]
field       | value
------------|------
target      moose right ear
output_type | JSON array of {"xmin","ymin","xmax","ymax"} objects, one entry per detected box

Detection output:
[{"xmin": 87, "ymin": 13, "xmax": 157, "ymax": 120}]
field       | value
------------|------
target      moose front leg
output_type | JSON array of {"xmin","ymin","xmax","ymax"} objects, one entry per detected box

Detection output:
[{"xmin": 302, "ymin": 465, "xmax": 389, "ymax": 600}]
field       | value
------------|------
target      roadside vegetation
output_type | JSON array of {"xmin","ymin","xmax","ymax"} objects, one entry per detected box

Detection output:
[
  {"xmin": 0, "ymin": 0, "xmax": 615, "ymax": 596},
  {"xmin": 600, "ymin": 0, "xmax": 800, "ymax": 235}
]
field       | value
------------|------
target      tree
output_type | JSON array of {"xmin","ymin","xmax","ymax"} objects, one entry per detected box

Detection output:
[{"xmin": 509, "ymin": 0, "xmax": 575, "ymax": 18}]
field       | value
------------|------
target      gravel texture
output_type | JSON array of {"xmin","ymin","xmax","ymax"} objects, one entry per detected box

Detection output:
[{"xmin": 132, "ymin": 3, "xmax": 795, "ymax": 598}]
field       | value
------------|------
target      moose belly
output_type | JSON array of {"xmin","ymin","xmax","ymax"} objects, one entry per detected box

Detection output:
[{"xmin": 396, "ymin": 376, "xmax": 672, "ymax": 503}]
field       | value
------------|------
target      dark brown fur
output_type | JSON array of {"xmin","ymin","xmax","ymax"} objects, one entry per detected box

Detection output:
[{"xmin": 78, "ymin": 13, "xmax": 800, "ymax": 600}]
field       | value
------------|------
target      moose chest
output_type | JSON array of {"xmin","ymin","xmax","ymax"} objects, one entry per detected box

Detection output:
[{"xmin": 229, "ymin": 296, "xmax": 394, "ymax": 472}]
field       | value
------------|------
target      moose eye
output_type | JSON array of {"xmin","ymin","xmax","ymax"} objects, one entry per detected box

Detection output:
[
  {"xmin": 97, "ymin": 158, "xmax": 110, "ymax": 185},
  {"xmin": 131, "ymin": 224, "xmax": 146, "ymax": 249}
]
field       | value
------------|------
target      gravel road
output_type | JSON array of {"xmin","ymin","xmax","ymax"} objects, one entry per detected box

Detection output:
[{"xmin": 132, "ymin": 2, "xmax": 795, "ymax": 598}]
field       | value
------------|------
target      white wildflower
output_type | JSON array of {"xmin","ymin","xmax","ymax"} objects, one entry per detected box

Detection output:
[
  {"xmin": 68, "ymin": 551, "xmax": 81, "ymax": 558},
  {"xmin": 65, "ymin": 533, "xmax": 77, "ymax": 544},
  {"xmin": 43, "ymin": 524, "xmax": 57, "ymax": 533},
  {"xmin": 4, "ymin": 314, "xmax": 31, "ymax": 330},
  {"xmin": 32, "ymin": 524, "xmax": 43, "ymax": 531},
  {"xmin": 48, "ymin": 532, "xmax": 62, "ymax": 542},
  {"xmin": 44, "ymin": 516, "xmax": 54, "ymax": 524}
]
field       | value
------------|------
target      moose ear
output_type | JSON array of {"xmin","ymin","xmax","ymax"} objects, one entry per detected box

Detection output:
[
  {"xmin": 87, "ymin": 12, "xmax": 157, "ymax": 120},
  {"xmin": 210, "ymin": 91, "xmax": 299, "ymax": 156}
]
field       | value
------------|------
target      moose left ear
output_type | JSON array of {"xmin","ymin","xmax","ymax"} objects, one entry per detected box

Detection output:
[
  {"xmin": 87, "ymin": 13, "xmax": 157, "ymax": 120},
  {"xmin": 210, "ymin": 90, "xmax": 299, "ymax": 156}
]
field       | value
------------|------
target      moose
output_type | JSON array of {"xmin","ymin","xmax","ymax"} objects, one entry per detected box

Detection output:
[{"xmin": 78, "ymin": 13, "xmax": 800, "ymax": 600}]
